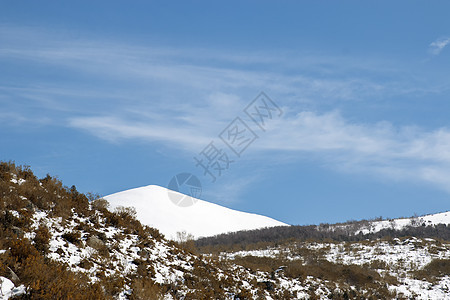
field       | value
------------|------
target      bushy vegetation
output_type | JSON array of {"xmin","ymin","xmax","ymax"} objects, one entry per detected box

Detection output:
[
  {"xmin": 0, "ymin": 161, "xmax": 165, "ymax": 298},
  {"xmin": 230, "ymin": 247, "xmax": 399, "ymax": 299},
  {"xmin": 0, "ymin": 161, "xmax": 267, "ymax": 299},
  {"xmin": 33, "ymin": 224, "xmax": 51, "ymax": 254},
  {"xmin": 0, "ymin": 239, "xmax": 104, "ymax": 299}
]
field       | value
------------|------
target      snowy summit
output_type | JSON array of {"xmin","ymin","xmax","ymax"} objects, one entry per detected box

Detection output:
[{"xmin": 104, "ymin": 185, "xmax": 288, "ymax": 239}]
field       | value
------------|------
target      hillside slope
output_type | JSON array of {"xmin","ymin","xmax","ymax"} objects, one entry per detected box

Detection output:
[
  {"xmin": 0, "ymin": 162, "xmax": 289, "ymax": 299},
  {"xmin": 1, "ymin": 162, "xmax": 449, "ymax": 299},
  {"xmin": 104, "ymin": 185, "xmax": 287, "ymax": 239}
]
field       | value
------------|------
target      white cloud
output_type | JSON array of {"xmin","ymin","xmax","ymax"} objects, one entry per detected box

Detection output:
[
  {"xmin": 429, "ymin": 37, "xmax": 450, "ymax": 55},
  {"xmin": 69, "ymin": 107, "xmax": 450, "ymax": 194},
  {"xmin": 255, "ymin": 111, "xmax": 450, "ymax": 193},
  {"xmin": 68, "ymin": 115, "xmax": 212, "ymax": 151}
]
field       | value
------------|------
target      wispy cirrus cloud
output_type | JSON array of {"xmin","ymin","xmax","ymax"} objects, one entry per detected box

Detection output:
[
  {"xmin": 69, "ymin": 107, "xmax": 450, "ymax": 194},
  {"xmin": 0, "ymin": 25, "xmax": 434, "ymax": 107},
  {"xmin": 257, "ymin": 111, "xmax": 450, "ymax": 192},
  {"xmin": 68, "ymin": 115, "xmax": 212, "ymax": 151},
  {"xmin": 429, "ymin": 37, "xmax": 450, "ymax": 55},
  {"xmin": 3, "ymin": 25, "xmax": 450, "ymax": 196}
]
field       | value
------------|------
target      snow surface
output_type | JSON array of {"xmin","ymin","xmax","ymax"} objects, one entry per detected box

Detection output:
[
  {"xmin": 104, "ymin": 185, "xmax": 288, "ymax": 239},
  {"xmin": 0, "ymin": 277, "xmax": 25, "ymax": 300}
]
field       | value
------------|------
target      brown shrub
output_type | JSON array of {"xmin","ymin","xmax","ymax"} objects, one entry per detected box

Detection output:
[
  {"xmin": 78, "ymin": 258, "xmax": 94, "ymax": 270},
  {"xmin": 68, "ymin": 185, "xmax": 90, "ymax": 217},
  {"xmin": 9, "ymin": 238, "xmax": 39, "ymax": 263},
  {"xmin": 3, "ymin": 236, "xmax": 104, "ymax": 299},
  {"xmin": 33, "ymin": 224, "xmax": 51, "ymax": 254},
  {"xmin": 91, "ymin": 197, "xmax": 110, "ymax": 212},
  {"xmin": 130, "ymin": 277, "xmax": 164, "ymax": 300},
  {"xmin": 19, "ymin": 254, "xmax": 104, "ymax": 300},
  {"xmin": 285, "ymin": 259, "xmax": 382, "ymax": 286},
  {"xmin": 233, "ymin": 256, "xmax": 282, "ymax": 273},
  {"xmin": 100, "ymin": 273, "xmax": 125, "ymax": 298},
  {"xmin": 61, "ymin": 231, "xmax": 81, "ymax": 245}
]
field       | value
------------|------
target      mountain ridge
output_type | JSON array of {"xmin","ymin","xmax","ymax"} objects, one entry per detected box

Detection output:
[{"xmin": 103, "ymin": 184, "xmax": 288, "ymax": 239}]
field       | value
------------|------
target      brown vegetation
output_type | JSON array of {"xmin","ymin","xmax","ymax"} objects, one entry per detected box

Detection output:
[
  {"xmin": 1, "ymin": 161, "xmax": 447, "ymax": 299},
  {"xmin": 414, "ymin": 258, "xmax": 450, "ymax": 283}
]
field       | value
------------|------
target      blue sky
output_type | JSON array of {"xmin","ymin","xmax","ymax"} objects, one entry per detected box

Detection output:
[{"xmin": 1, "ymin": 1, "xmax": 450, "ymax": 225}]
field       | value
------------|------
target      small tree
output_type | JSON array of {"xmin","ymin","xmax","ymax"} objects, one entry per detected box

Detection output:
[
  {"xmin": 176, "ymin": 231, "xmax": 194, "ymax": 244},
  {"xmin": 176, "ymin": 231, "xmax": 197, "ymax": 253}
]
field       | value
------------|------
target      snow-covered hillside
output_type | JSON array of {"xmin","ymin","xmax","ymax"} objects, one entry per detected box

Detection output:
[
  {"xmin": 2, "ymin": 162, "xmax": 449, "ymax": 299},
  {"xmin": 328, "ymin": 211, "xmax": 450, "ymax": 236},
  {"xmin": 360, "ymin": 211, "xmax": 450, "ymax": 234},
  {"xmin": 218, "ymin": 238, "xmax": 450, "ymax": 299},
  {"xmin": 104, "ymin": 185, "xmax": 288, "ymax": 239}
]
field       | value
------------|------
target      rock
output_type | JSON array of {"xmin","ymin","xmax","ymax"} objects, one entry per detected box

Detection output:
[
  {"xmin": 87, "ymin": 235, "xmax": 105, "ymax": 249},
  {"xmin": 259, "ymin": 281, "xmax": 275, "ymax": 291},
  {"xmin": 25, "ymin": 200, "xmax": 36, "ymax": 212},
  {"xmin": 138, "ymin": 249, "xmax": 151, "ymax": 259},
  {"xmin": 11, "ymin": 226, "xmax": 23, "ymax": 237},
  {"xmin": 7, "ymin": 267, "xmax": 20, "ymax": 283}
]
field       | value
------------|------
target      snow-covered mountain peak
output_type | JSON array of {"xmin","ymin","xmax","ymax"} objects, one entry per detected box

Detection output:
[{"xmin": 103, "ymin": 184, "xmax": 288, "ymax": 239}]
